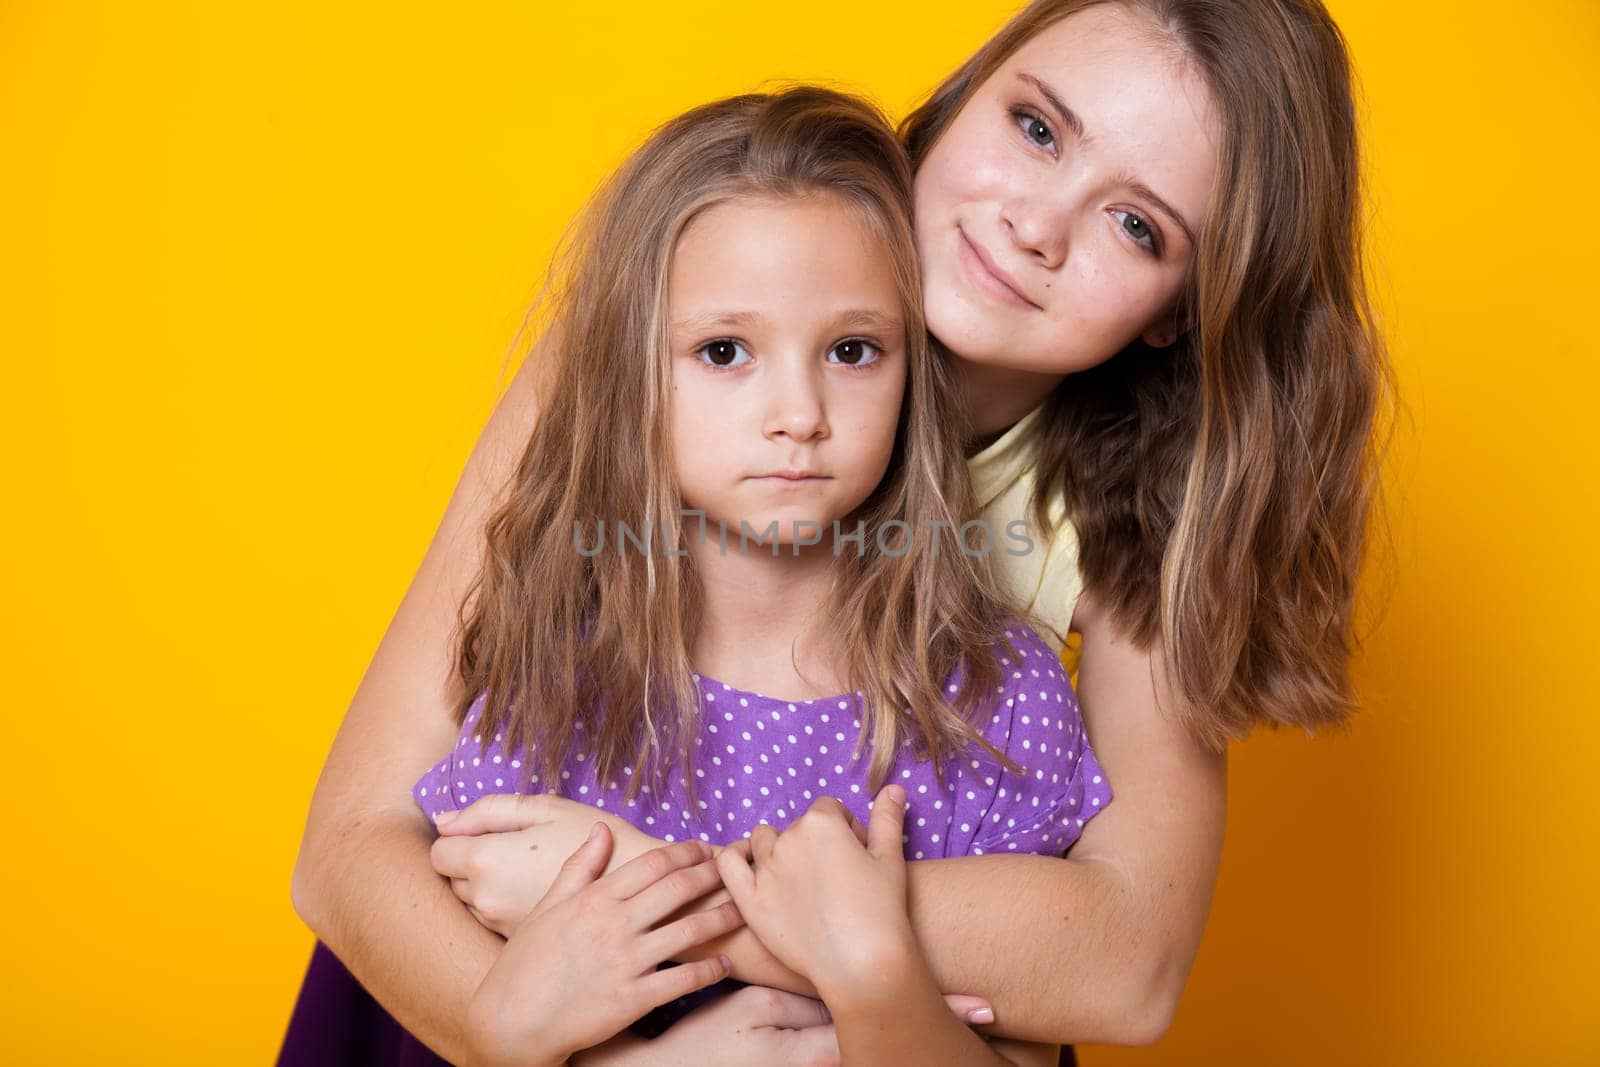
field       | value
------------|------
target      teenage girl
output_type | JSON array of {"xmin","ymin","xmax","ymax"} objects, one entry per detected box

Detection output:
[{"xmin": 291, "ymin": 0, "xmax": 1388, "ymax": 1061}]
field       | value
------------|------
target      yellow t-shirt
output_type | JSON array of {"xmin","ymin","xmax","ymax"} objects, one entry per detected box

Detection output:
[{"xmin": 967, "ymin": 402, "xmax": 1084, "ymax": 675}]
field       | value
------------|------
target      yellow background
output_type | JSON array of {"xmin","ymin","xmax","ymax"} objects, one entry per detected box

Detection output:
[{"xmin": 4, "ymin": 1, "xmax": 1597, "ymax": 1062}]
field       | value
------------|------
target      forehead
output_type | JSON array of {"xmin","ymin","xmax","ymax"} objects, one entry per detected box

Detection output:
[
  {"xmin": 991, "ymin": 4, "xmax": 1218, "ymax": 228},
  {"xmin": 669, "ymin": 195, "xmax": 902, "ymax": 316}
]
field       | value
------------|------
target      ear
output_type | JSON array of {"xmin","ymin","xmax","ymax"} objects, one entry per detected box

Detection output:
[{"xmin": 1141, "ymin": 312, "xmax": 1181, "ymax": 349}]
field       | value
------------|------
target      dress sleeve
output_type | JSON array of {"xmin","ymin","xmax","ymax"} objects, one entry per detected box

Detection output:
[
  {"xmin": 944, "ymin": 624, "xmax": 1113, "ymax": 858},
  {"xmin": 410, "ymin": 693, "xmax": 495, "ymax": 825},
  {"xmin": 412, "ymin": 750, "xmax": 462, "ymax": 824},
  {"xmin": 971, "ymin": 733, "xmax": 1109, "ymax": 856},
  {"xmin": 412, "ymin": 693, "xmax": 553, "ymax": 829}
]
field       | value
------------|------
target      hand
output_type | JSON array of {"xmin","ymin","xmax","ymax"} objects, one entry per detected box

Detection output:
[
  {"xmin": 573, "ymin": 985, "xmax": 999, "ymax": 1067},
  {"xmin": 467, "ymin": 824, "xmax": 742, "ymax": 1067},
  {"xmin": 714, "ymin": 785, "xmax": 923, "ymax": 1004},
  {"xmin": 431, "ymin": 793, "xmax": 654, "ymax": 936}
]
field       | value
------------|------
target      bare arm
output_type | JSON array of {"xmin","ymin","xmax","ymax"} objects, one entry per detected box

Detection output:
[
  {"xmin": 908, "ymin": 595, "xmax": 1226, "ymax": 1044},
  {"xmin": 828, "ymin": 957, "xmax": 1058, "ymax": 1067},
  {"xmin": 652, "ymin": 592, "xmax": 1226, "ymax": 1045},
  {"xmin": 289, "ymin": 348, "xmax": 550, "ymax": 1064}
]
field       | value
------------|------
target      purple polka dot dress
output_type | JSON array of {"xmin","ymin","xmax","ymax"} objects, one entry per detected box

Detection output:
[
  {"xmin": 279, "ymin": 621, "xmax": 1112, "ymax": 1063},
  {"xmin": 415, "ymin": 619, "xmax": 1110, "ymax": 858}
]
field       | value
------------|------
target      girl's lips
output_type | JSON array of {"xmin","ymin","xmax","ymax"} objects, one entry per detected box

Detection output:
[
  {"xmin": 750, "ymin": 475, "xmax": 830, "ymax": 487},
  {"xmin": 957, "ymin": 227, "xmax": 1039, "ymax": 310}
]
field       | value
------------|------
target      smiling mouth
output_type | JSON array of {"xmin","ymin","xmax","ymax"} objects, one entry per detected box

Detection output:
[{"xmin": 957, "ymin": 228, "xmax": 1040, "ymax": 310}]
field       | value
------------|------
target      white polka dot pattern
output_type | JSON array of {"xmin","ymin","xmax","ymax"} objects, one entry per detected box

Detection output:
[{"xmin": 412, "ymin": 620, "xmax": 1111, "ymax": 860}]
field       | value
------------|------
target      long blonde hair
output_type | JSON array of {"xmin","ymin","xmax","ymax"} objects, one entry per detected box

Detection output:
[
  {"xmin": 902, "ymin": 0, "xmax": 1394, "ymax": 750},
  {"xmin": 455, "ymin": 87, "xmax": 1024, "ymax": 801}
]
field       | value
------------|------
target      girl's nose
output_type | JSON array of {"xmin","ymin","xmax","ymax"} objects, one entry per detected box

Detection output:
[
  {"xmin": 763, "ymin": 364, "xmax": 829, "ymax": 443},
  {"xmin": 1000, "ymin": 193, "xmax": 1071, "ymax": 271}
]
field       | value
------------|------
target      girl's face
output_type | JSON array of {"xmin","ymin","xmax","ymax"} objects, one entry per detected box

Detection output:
[
  {"xmin": 668, "ymin": 194, "xmax": 907, "ymax": 547},
  {"xmin": 914, "ymin": 3, "xmax": 1219, "ymax": 375}
]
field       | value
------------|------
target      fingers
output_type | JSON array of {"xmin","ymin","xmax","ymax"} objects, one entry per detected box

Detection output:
[
  {"xmin": 749, "ymin": 822, "xmax": 779, "ymax": 865},
  {"xmin": 625, "ymin": 854, "xmax": 726, "ymax": 927},
  {"xmin": 637, "ymin": 899, "xmax": 745, "ymax": 963},
  {"xmin": 540, "ymin": 822, "xmax": 614, "ymax": 905},
  {"xmin": 433, "ymin": 826, "xmax": 527, "ymax": 879},
  {"xmin": 632, "ymin": 954, "xmax": 733, "ymax": 1010},
  {"xmin": 941, "ymin": 994, "xmax": 997, "ymax": 1026},
  {"xmin": 803, "ymin": 795, "xmax": 847, "ymax": 819},
  {"xmin": 799, "ymin": 796, "xmax": 858, "ymax": 839},
  {"xmin": 714, "ymin": 841, "xmax": 757, "ymax": 911},
  {"xmin": 429, "ymin": 834, "xmax": 477, "ymax": 879},
  {"xmin": 436, "ymin": 793, "xmax": 550, "ymax": 836},
  {"xmin": 866, "ymin": 784, "xmax": 907, "ymax": 860},
  {"xmin": 599, "ymin": 838, "xmax": 713, "ymax": 901}
]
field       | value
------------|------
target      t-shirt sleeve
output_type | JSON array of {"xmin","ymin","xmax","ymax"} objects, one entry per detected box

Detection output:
[{"xmin": 944, "ymin": 623, "xmax": 1112, "ymax": 857}]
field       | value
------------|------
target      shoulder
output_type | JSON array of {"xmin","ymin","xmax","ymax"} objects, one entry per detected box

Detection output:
[
  {"xmin": 964, "ymin": 620, "xmax": 1079, "ymax": 754},
  {"xmin": 989, "ymin": 620, "xmax": 1081, "ymax": 751},
  {"xmin": 411, "ymin": 693, "xmax": 520, "ymax": 824},
  {"xmin": 990, "ymin": 620, "xmax": 1068, "ymax": 688},
  {"xmin": 978, "ymin": 476, "xmax": 1083, "ymax": 655},
  {"xmin": 945, "ymin": 619, "xmax": 1109, "ymax": 856}
]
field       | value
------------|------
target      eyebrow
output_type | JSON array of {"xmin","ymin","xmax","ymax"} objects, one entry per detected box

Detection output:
[
  {"xmin": 1019, "ymin": 72, "xmax": 1085, "ymax": 142},
  {"xmin": 672, "ymin": 310, "xmax": 766, "ymax": 334},
  {"xmin": 1122, "ymin": 178, "xmax": 1197, "ymax": 249},
  {"xmin": 1017, "ymin": 71, "xmax": 1199, "ymax": 248},
  {"xmin": 671, "ymin": 309, "xmax": 903, "ymax": 335}
]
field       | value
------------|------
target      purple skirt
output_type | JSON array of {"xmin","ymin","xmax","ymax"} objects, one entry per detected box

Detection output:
[
  {"xmin": 277, "ymin": 941, "xmax": 739, "ymax": 1065},
  {"xmin": 277, "ymin": 940, "xmax": 1077, "ymax": 1066},
  {"xmin": 277, "ymin": 941, "xmax": 450, "ymax": 1066}
]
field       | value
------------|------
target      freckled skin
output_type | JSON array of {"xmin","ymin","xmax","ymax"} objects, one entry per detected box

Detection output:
[{"xmin": 913, "ymin": 4, "xmax": 1219, "ymax": 378}]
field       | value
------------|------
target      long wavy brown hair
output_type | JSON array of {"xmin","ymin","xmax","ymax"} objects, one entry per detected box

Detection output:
[
  {"xmin": 902, "ymin": 0, "xmax": 1394, "ymax": 750},
  {"xmin": 454, "ymin": 87, "xmax": 1025, "ymax": 801}
]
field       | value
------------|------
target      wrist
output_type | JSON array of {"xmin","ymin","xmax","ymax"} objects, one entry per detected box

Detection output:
[
  {"xmin": 465, "ymin": 1035, "xmax": 568, "ymax": 1067},
  {"xmin": 814, "ymin": 931, "xmax": 931, "ymax": 1014},
  {"xmin": 465, "ymin": 990, "xmax": 575, "ymax": 1067},
  {"xmin": 570, "ymin": 1032, "xmax": 647, "ymax": 1067}
]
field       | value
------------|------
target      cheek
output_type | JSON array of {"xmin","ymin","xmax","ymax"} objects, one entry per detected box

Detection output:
[
  {"xmin": 922, "ymin": 135, "xmax": 1009, "ymax": 211},
  {"xmin": 672, "ymin": 448, "xmax": 722, "ymax": 513},
  {"xmin": 912, "ymin": 179, "xmax": 948, "ymax": 268},
  {"xmin": 1061, "ymin": 250, "xmax": 1166, "ymax": 334},
  {"xmin": 669, "ymin": 379, "xmax": 722, "ymax": 493},
  {"xmin": 671, "ymin": 370, "xmax": 730, "ymax": 424},
  {"xmin": 840, "ymin": 377, "xmax": 905, "ymax": 472},
  {"xmin": 964, "ymin": 142, "xmax": 1018, "ymax": 201}
]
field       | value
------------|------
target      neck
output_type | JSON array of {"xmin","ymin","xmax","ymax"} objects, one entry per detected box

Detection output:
[
  {"xmin": 956, "ymin": 359, "xmax": 1067, "ymax": 442},
  {"xmin": 686, "ymin": 530, "xmax": 849, "ymax": 700}
]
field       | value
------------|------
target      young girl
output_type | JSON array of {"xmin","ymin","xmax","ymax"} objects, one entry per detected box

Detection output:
[
  {"xmin": 290, "ymin": 0, "xmax": 1388, "ymax": 1061},
  {"xmin": 374, "ymin": 87, "xmax": 1104, "ymax": 1063}
]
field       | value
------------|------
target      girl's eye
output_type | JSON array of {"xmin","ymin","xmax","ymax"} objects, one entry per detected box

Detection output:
[
  {"xmin": 696, "ymin": 339, "xmax": 750, "ymax": 368},
  {"xmin": 1110, "ymin": 209, "xmax": 1161, "ymax": 257},
  {"xmin": 826, "ymin": 338, "xmax": 883, "ymax": 367},
  {"xmin": 1011, "ymin": 107, "xmax": 1055, "ymax": 152}
]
